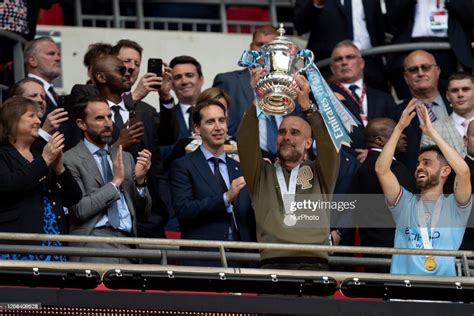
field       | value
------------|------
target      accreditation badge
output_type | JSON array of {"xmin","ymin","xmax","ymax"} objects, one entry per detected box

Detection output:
[
  {"xmin": 424, "ymin": 256, "xmax": 437, "ymax": 271},
  {"xmin": 430, "ymin": 9, "xmax": 448, "ymax": 31}
]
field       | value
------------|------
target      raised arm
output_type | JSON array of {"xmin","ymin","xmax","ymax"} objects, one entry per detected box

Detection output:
[
  {"xmin": 418, "ymin": 103, "xmax": 471, "ymax": 205},
  {"xmin": 375, "ymin": 99, "xmax": 417, "ymax": 205}
]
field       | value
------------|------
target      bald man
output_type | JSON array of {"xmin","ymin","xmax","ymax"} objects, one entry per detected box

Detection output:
[
  {"xmin": 346, "ymin": 119, "xmax": 415, "ymax": 271},
  {"xmin": 392, "ymin": 50, "xmax": 452, "ymax": 173},
  {"xmin": 238, "ymin": 73, "xmax": 339, "ymax": 271}
]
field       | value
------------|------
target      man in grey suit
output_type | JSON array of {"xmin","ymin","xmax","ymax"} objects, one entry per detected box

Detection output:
[
  {"xmin": 420, "ymin": 72, "xmax": 474, "ymax": 156},
  {"xmin": 64, "ymin": 96, "xmax": 152, "ymax": 263}
]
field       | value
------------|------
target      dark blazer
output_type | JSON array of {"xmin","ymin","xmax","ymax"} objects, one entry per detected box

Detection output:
[
  {"xmin": 213, "ymin": 69, "xmax": 253, "ymax": 137},
  {"xmin": 294, "ymin": 0, "xmax": 385, "ymax": 61},
  {"xmin": 349, "ymin": 150, "xmax": 416, "ymax": 248},
  {"xmin": 169, "ymin": 148, "xmax": 256, "ymax": 242},
  {"xmin": 0, "ymin": 143, "xmax": 82, "ymax": 244},
  {"xmin": 444, "ymin": 156, "xmax": 474, "ymax": 250},
  {"xmin": 330, "ymin": 82, "xmax": 396, "ymax": 150},
  {"xmin": 386, "ymin": 0, "xmax": 474, "ymax": 69},
  {"xmin": 392, "ymin": 96, "xmax": 452, "ymax": 173}
]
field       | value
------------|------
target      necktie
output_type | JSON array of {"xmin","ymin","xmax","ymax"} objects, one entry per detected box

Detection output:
[
  {"xmin": 425, "ymin": 103, "xmax": 437, "ymax": 123},
  {"xmin": 96, "ymin": 149, "xmax": 120, "ymax": 229},
  {"xmin": 210, "ymin": 157, "xmax": 228, "ymax": 193},
  {"xmin": 348, "ymin": 84, "xmax": 360, "ymax": 102},
  {"xmin": 187, "ymin": 107, "xmax": 194, "ymax": 134},
  {"xmin": 48, "ymin": 86, "xmax": 59, "ymax": 106},
  {"xmin": 266, "ymin": 116, "xmax": 278, "ymax": 154},
  {"xmin": 111, "ymin": 105, "xmax": 124, "ymax": 130},
  {"xmin": 210, "ymin": 157, "xmax": 240, "ymax": 240}
]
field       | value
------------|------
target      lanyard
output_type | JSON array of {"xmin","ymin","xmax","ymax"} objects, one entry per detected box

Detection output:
[
  {"xmin": 275, "ymin": 162, "xmax": 301, "ymax": 206},
  {"xmin": 333, "ymin": 81, "xmax": 367, "ymax": 115},
  {"xmin": 417, "ymin": 195, "xmax": 443, "ymax": 250}
]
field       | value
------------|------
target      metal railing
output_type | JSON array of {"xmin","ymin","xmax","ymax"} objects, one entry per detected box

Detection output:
[
  {"xmin": 0, "ymin": 232, "xmax": 473, "ymax": 280},
  {"xmin": 74, "ymin": 0, "xmax": 295, "ymax": 33}
]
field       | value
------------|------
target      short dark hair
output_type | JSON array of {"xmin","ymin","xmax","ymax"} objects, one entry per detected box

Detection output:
[
  {"xmin": 111, "ymin": 39, "xmax": 143, "ymax": 58},
  {"xmin": 72, "ymin": 96, "xmax": 108, "ymax": 122},
  {"xmin": 0, "ymin": 97, "xmax": 38, "ymax": 144},
  {"xmin": 10, "ymin": 77, "xmax": 44, "ymax": 98},
  {"xmin": 419, "ymin": 145, "xmax": 448, "ymax": 165},
  {"xmin": 83, "ymin": 42, "xmax": 112, "ymax": 68},
  {"xmin": 192, "ymin": 100, "xmax": 226, "ymax": 126},
  {"xmin": 447, "ymin": 72, "xmax": 474, "ymax": 86},
  {"xmin": 169, "ymin": 55, "xmax": 203, "ymax": 77}
]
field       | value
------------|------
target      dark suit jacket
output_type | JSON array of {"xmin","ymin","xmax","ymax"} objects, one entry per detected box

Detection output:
[
  {"xmin": 348, "ymin": 150, "xmax": 416, "ymax": 248},
  {"xmin": 0, "ymin": 143, "xmax": 82, "ymax": 244},
  {"xmin": 386, "ymin": 0, "xmax": 474, "ymax": 69},
  {"xmin": 294, "ymin": 0, "xmax": 385, "ymax": 61},
  {"xmin": 330, "ymin": 82, "xmax": 396, "ymax": 151},
  {"xmin": 169, "ymin": 148, "xmax": 256, "ymax": 242},
  {"xmin": 392, "ymin": 96, "xmax": 452, "ymax": 173},
  {"xmin": 213, "ymin": 69, "xmax": 253, "ymax": 137},
  {"xmin": 444, "ymin": 156, "xmax": 474, "ymax": 250}
]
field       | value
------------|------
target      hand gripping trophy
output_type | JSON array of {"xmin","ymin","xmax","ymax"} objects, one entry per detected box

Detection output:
[{"xmin": 239, "ymin": 23, "xmax": 358, "ymax": 151}]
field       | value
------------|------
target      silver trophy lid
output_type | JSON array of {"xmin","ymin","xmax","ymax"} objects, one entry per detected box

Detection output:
[{"xmin": 261, "ymin": 23, "xmax": 297, "ymax": 51}]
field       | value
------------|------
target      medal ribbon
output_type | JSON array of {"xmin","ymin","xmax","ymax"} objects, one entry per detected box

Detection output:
[
  {"xmin": 275, "ymin": 162, "xmax": 301, "ymax": 214},
  {"xmin": 417, "ymin": 195, "xmax": 443, "ymax": 250}
]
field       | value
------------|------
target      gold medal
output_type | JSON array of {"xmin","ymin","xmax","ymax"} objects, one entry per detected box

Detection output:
[{"xmin": 424, "ymin": 256, "xmax": 437, "ymax": 271}]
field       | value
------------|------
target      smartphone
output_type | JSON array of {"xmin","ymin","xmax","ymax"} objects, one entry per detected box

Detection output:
[
  {"xmin": 148, "ymin": 58, "xmax": 163, "ymax": 77},
  {"xmin": 147, "ymin": 58, "xmax": 163, "ymax": 90}
]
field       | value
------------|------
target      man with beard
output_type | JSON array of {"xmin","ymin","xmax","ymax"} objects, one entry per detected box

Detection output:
[
  {"xmin": 238, "ymin": 71, "xmax": 339, "ymax": 270},
  {"xmin": 24, "ymin": 37, "xmax": 62, "ymax": 115},
  {"xmin": 64, "ymin": 97, "xmax": 151, "ymax": 263},
  {"xmin": 375, "ymin": 99, "xmax": 472, "ymax": 276}
]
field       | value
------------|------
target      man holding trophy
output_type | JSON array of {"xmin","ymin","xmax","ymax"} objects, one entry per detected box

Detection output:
[{"xmin": 237, "ymin": 25, "xmax": 357, "ymax": 270}]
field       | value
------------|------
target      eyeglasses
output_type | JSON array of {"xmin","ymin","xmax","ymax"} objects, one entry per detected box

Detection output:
[
  {"xmin": 332, "ymin": 54, "xmax": 360, "ymax": 63},
  {"xmin": 405, "ymin": 64, "xmax": 437, "ymax": 74}
]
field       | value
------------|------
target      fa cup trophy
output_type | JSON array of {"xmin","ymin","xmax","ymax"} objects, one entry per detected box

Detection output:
[{"xmin": 239, "ymin": 24, "xmax": 314, "ymax": 115}]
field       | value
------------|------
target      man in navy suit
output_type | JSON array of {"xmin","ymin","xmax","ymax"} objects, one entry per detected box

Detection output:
[
  {"xmin": 213, "ymin": 25, "xmax": 278, "ymax": 138},
  {"xmin": 24, "ymin": 37, "xmax": 62, "ymax": 115},
  {"xmin": 294, "ymin": 0, "xmax": 387, "ymax": 91},
  {"xmin": 160, "ymin": 55, "xmax": 204, "ymax": 141},
  {"xmin": 169, "ymin": 99, "xmax": 256, "ymax": 265},
  {"xmin": 328, "ymin": 40, "xmax": 396, "ymax": 194}
]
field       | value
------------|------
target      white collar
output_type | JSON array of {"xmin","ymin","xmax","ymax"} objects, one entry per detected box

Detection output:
[
  {"xmin": 27, "ymin": 73, "xmax": 52, "ymax": 90},
  {"xmin": 106, "ymin": 99, "xmax": 126, "ymax": 111},
  {"xmin": 451, "ymin": 111, "xmax": 472, "ymax": 126},
  {"xmin": 341, "ymin": 78, "xmax": 364, "ymax": 90}
]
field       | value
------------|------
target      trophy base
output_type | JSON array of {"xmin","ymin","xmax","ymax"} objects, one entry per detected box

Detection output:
[{"xmin": 256, "ymin": 73, "xmax": 298, "ymax": 116}]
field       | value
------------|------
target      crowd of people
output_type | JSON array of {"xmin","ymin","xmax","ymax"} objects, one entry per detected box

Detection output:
[{"xmin": 0, "ymin": 0, "xmax": 473, "ymax": 277}]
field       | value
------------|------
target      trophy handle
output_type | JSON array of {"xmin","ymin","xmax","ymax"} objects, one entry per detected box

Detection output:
[
  {"xmin": 238, "ymin": 50, "xmax": 264, "ymax": 69},
  {"xmin": 297, "ymin": 49, "xmax": 314, "ymax": 73}
]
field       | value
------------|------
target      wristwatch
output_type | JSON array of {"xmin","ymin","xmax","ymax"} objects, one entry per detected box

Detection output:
[{"xmin": 302, "ymin": 101, "xmax": 317, "ymax": 115}]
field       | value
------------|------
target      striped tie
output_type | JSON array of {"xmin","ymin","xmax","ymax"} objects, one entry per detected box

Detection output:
[{"xmin": 425, "ymin": 103, "xmax": 437, "ymax": 123}]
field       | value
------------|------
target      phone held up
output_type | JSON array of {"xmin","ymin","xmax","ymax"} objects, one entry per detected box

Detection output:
[{"xmin": 148, "ymin": 58, "xmax": 163, "ymax": 89}]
